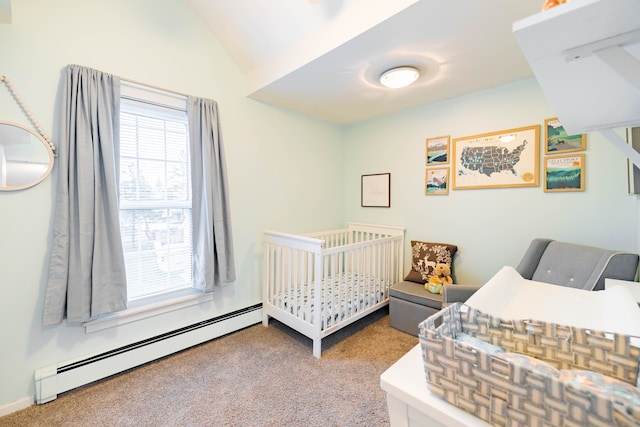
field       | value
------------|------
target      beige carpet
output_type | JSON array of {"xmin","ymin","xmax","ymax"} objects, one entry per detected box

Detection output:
[{"xmin": 1, "ymin": 308, "xmax": 418, "ymax": 426}]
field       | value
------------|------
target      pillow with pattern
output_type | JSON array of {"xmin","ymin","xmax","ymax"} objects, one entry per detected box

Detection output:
[{"xmin": 404, "ymin": 240, "xmax": 457, "ymax": 284}]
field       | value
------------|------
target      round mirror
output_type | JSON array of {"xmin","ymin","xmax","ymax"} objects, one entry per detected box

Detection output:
[{"xmin": 0, "ymin": 121, "xmax": 54, "ymax": 191}]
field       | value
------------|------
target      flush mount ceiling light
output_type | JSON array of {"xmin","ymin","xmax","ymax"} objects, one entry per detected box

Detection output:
[{"xmin": 379, "ymin": 66, "xmax": 420, "ymax": 89}]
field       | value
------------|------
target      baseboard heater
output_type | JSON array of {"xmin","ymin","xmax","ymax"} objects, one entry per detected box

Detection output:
[{"xmin": 35, "ymin": 304, "xmax": 262, "ymax": 404}]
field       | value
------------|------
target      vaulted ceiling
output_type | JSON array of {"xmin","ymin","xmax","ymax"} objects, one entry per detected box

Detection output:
[
  {"xmin": 187, "ymin": 0, "xmax": 543, "ymax": 124},
  {"xmin": 1, "ymin": 0, "xmax": 545, "ymax": 124}
]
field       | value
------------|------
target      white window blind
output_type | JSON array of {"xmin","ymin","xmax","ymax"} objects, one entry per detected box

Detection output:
[{"xmin": 119, "ymin": 83, "xmax": 193, "ymax": 301}]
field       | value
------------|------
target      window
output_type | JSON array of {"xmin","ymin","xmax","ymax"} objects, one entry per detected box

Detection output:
[{"xmin": 119, "ymin": 84, "xmax": 193, "ymax": 302}]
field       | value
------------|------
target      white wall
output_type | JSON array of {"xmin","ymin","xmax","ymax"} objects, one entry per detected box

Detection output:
[
  {"xmin": 343, "ymin": 78, "xmax": 639, "ymax": 284},
  {"xmin": 0, "ymin": 0, "xmax": 344, "ymax": 409}
]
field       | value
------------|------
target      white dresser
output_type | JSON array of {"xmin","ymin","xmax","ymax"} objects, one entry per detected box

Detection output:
[{"xmin": 380, "ymin": 344, "xmax": 490, "ymax": 427}]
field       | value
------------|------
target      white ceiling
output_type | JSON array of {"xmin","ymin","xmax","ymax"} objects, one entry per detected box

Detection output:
[
  {"xmin": 1, "ymin": 0, "xmax": 544, "ymax": 124},
  {"xmin": 187, "ymin": 0, "xmax": 544, "ymax": 124}
]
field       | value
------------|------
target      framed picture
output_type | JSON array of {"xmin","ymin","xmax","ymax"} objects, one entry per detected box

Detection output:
[
  {"xmin": 544, "ymin": 117, "xmax": 586, "ymax": 154},
  {"xmin": 425, "ymin": 167, "xmax": 449, "ymax": 195},
  {"xmin": 361, "ymin": 173, "xmax": 390, "ymax": 207},
  {"xmin": 452, "ymin": 125, "xmax": 540, "ymax": 190},
  {"xmin": 627, "ymin": 127, "xmax": 640, "ymax": 195},
  {"xmin": 426, "ymin": 135, "xmax": 450, "ymax": 165},
  {"xmin": 544, "ymin": 154, "xmax": 585, "ymax": 192}
]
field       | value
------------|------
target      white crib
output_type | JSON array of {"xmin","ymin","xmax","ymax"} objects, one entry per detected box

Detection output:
[{"xmin": 262, "ymin": 222, "xmax": 405, "ymax": 358}]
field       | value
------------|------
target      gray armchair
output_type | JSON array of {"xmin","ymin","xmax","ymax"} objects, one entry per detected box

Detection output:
[
  {"xmin": 514, "ymin": 238, "xmax": 639, "ymax": 290},
  {"xmin": 389, "ymin": 238, "xmax": 639, "ymax": 336}
]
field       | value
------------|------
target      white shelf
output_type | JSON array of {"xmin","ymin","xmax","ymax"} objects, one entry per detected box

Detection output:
[{"xmin": 513, "ymin": 0, "xmax": 640, "ymax": 136}]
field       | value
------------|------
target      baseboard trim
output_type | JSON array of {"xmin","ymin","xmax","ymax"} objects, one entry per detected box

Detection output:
[
  {"xmin": 0, "ymin": 396, "xmax": 33, "ymax": 417},
  {"xmin": 34, "ymin": 304, "xmax": 263, "ymax": 405}
]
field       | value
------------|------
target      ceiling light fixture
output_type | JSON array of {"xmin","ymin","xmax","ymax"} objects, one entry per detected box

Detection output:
[{"xmin": 379, "ymin": 66, "xmax": 420, "ymax": 89}]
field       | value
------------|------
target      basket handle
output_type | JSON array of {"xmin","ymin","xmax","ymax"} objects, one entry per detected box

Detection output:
[
  {"xmin": 426, "ymin": 303, "xmax": 463, "ymax": 338},
  {"xmin": 426, "ymin": 304, "xmax": 450, "ymax": 330}
]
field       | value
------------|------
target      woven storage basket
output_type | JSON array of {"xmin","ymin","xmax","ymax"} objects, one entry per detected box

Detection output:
[{"xmin": 419, "ymin": 302, "xmax": 640, "ymax": 427}]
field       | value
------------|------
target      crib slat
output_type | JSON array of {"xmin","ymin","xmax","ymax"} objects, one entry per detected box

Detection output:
[
  {"xmin": 313, "ymin": 249, "xmax": 322, "ymax": 356},
  {"xmin": 305, "ymin": 250, "xmax": 312, "ymax": 323},
  {"xmin": 293, "ymin": 248, "xmax": 299, "ymax": 318},
  {"xmin": 363, "ymin": 244, "xmax": 369, "ymax": 310},
  {"xmin": 323, "ymin": 253, "xmax": 329, "ymax": 327},
  {"xmin": 352, "ymin": 247, "xmax": 358, "ymax": 316},
  {"xmin": 338, "ymin": 252, "xmax": 344, "ymax": 327},
  {"xmin": 264, "ymin": 243, "xmax": 273, "ymax": 307},
  {"xmin": 372, "ymin": 242, "xmax": 379, "ymax": 306},
  {"xmin": 277, "ymin": 246, "xmax": 283, "ymax": 309},
  {"xmin": 359, "ymin": 245, "xmax": 364, "ymax": 311},
  {"xmin": 329, "ymin": 252, "xmax": 333, "ymax": 325}
]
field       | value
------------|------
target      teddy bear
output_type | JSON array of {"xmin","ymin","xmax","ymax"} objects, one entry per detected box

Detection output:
[{"xmin": 425, "ymin": 263, "xmax": 453, "ymax": 294}]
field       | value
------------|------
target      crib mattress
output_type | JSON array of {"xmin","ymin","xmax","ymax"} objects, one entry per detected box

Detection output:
[{"xmin": 271, "ymin": 272, "xmax": 390, "ymax": 330}]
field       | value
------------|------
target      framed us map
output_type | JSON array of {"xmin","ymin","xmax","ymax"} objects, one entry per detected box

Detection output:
[{"xmin": 452, "ymin": 125, "xmax": 540, "ymax": 190}]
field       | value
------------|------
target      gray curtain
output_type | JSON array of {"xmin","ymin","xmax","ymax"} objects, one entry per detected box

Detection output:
[
  {"xmin": 188, "ymin": 97, "xmax": 236, "ymax": 291},
  {"xmin": 43, "ymin": 65, "xmax": 126, "ymax": 326}
]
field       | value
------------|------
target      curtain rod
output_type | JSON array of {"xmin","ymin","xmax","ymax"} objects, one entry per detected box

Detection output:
[{"xmin": 121, "ymin": 76, "xmax": 190, "ymax": 99}]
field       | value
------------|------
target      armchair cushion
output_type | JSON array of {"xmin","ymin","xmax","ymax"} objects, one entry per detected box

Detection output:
[
  {"xmin": 404, "ymin": 240, "xmax": 457, "ymax": 284},
  {"xmin": 390, "ymin": 280, "xmax": 442, "ymax": 310}
]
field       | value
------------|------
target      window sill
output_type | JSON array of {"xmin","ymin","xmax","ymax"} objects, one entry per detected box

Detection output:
[{"xmin": 83, "ymin": 289, "xmax": 213, "ymax": 333}]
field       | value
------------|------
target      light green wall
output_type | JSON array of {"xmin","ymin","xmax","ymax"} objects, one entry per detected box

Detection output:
[
  {"xmin": 0, "ymin": 0, "xmax": 344, "ymax": 408},
  {"xmin": 344, "ymin": 78, "xmax": 638, "ymax": 283}
]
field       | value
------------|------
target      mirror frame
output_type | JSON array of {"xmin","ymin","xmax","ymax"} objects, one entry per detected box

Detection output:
[{"xmin": 0, "ymin": 121, "xmax": 54, "ymax": 191}]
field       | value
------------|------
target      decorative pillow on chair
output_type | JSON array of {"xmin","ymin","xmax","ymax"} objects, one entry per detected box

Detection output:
[{"xmin": 405, "ymin": 240, "xmax": 457, "ymax": 284}]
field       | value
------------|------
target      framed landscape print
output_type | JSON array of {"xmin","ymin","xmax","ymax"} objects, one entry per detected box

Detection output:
[
  {"xmin": 628, "ymin": 127, "xmax": 640, "ymax": 195},
  {"xmin": 361, "ymin": 173, "xmax": 391, "ymax": 207},
  {"xmin": 544, "ymin": 154, "xmax": 585, "ymax": 192},
  {"xmin": 425, "ymin": 167, "xmax": 449, "ymax": 195},
  {"xmin": 426, "ymin": 135, "xmax": 450, "ymax": 165},
  {"xmin": 544, "ymin": 117, "xmax": 586, "ymax": 154},
  {"xmin": 452, "ymin": 125, "xmax": 540, "ymax": 190}
]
